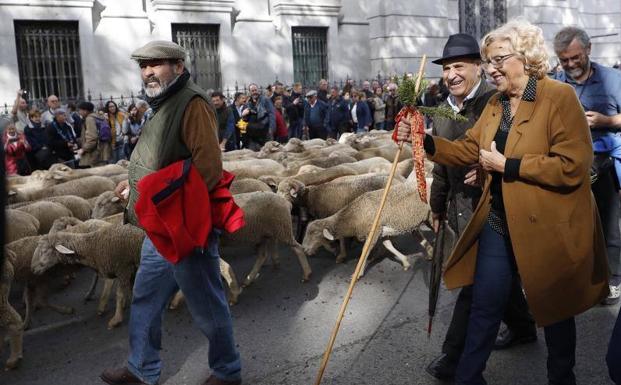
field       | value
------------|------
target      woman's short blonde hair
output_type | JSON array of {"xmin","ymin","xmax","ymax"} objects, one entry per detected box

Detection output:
[{"xmin": 481, "ymin": 19, "xmax": 550, "ymax": 79}]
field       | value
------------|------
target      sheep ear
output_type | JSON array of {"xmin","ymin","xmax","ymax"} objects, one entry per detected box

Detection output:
[
  {"xmin": 55, "ymin": 244, "xmax": 75, "ymax": 255},
  {"xmin": 8, "ymin": 190, "xmax": 16, "ymax": 197},
  {"xmin": 323, "ymin": 228, "xmax": 335, "ymax": 241},
  {"xmin": 53, "ymin": 175, "xmax": 64, "ymax": 180},
  {"xmin": 289, "ymin": 188, "xmax": 298, "ymax": 198},
  {"xmin": 111, "ymin": 196, "xmax": 120, "ymax": 203}
]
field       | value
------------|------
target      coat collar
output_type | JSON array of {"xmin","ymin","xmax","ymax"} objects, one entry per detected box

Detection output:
[{"xmin": 487, "ymin": 76, "xmax": 548, "ymax": 155}]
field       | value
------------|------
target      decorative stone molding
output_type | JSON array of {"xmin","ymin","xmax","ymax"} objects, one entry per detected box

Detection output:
[
  {"xmin": 272, "ymin": 0, "xmax": 341, "ymax": 17},
  {"xmin": 0, "ymin": 0, "xmax": 94, "ymax": 7},
  {"xmin": 150, "ymin": 0, "xmax": 234, "ymax": 13}
]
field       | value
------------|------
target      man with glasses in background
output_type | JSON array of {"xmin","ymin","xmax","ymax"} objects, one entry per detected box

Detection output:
[{"xmin": 553, "ymin": 26, "xmax": 621, "ymax": 306}]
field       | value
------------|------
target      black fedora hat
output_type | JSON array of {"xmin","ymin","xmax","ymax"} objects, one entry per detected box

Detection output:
[{"xmin": 432, "ymin": 33, "xmax": 481, "ymax": 64}]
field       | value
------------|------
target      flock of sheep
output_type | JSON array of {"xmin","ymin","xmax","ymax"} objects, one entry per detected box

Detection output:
[{"xmin": 1, "ymin": 130, "xmax": 436, "ymax": 371}]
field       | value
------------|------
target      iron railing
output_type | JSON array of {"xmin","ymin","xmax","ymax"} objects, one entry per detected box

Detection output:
[{"xmin": 292, "ymin": 27, "xmax": 329, "ymax": 88}]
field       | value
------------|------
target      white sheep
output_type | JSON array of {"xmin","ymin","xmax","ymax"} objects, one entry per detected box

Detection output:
[
  {"xmin": 302, "ymin": 175, "xmax": 431, "ymax": 269},
  {"xmin": 48, "ymin": 163, "xmax": 127, "ymax": 178},
  {"xmin": 91, "ymin": 191, "xmax": 126, "ymax": 219},
  {"xmin": 8, "ymin": 175, "xmax": 116, "ymax": 203},
  {"xmin": 44, "ymin": 195, "xmax": 93, "ymax": 220},
  {"xmin": 355, "ymin": 142, "xmax": 412, "ymax": 162},
  {"xmin": 229, "ymin": 178, "xmax": 273, "ymax": 194},
  {"xmin": 223, "ymin": 158, "xmax": 286, "ymax": 179},
  {"xmin": 222, "ymin": 192, "xmax": 312, "ymax": 286},
  {"xmin": 31, "ymin": 224, "xmax": 145, "ymax": 329},
  {"xmin": 1, "ymin": 250, "xmax": 23, "ymax": 370},
  {"xmin": 278, "ymin": 174, "xmax": 403, "ymax": 220},
  {"xmin": 16, "ymin": 201, "xmax": 74, "ymax": 234},
  {"xmin": 6, "ymin": 235, "xmax": 76, "ymax": 329},
  {"xmin": 6, "ymin": 210, "xmax": 40, "ymax": 243}
]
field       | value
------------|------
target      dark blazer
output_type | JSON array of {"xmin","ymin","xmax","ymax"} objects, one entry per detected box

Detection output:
[{"xmin": 354, "ymin": 101, "xmax": 372, "ymax": 131}]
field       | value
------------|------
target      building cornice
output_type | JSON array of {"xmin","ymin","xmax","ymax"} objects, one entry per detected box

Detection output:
[
  {"xmin": 0, "ymin": 0, "xmax": 94, "ymax": 7},
  {"xmin": 150, "ymin": 0, "xmax": 234, "ymax": 13},
  {"xmin": 273, "ymin": 1, "xmax": 341, "ymax": 17}
]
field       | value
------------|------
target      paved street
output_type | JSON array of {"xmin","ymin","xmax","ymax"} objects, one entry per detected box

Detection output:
[{"xmin": 3, "ymin": 237, "xmax": 618, "ymax": 385}]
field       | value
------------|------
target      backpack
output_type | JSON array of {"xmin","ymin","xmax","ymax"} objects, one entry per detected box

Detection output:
[{"xmin": 95, "ymin": 116, "xmax": 112, "ymax": 142}]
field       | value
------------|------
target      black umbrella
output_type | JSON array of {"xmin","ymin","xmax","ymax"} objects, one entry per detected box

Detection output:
[{"xmin": 428, "ymin": 220, "xmax": 448, "ymax": 336}]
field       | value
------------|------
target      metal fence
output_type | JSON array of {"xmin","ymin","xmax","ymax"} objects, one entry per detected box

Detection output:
[{"xmin": 1, "ymin": 73, "xmax": 419, "ymax": 116}]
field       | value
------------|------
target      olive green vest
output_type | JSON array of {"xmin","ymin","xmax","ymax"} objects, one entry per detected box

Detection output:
[{"xmin": 126, "ymin": 80, "xmax": 209, "ymax": 226}]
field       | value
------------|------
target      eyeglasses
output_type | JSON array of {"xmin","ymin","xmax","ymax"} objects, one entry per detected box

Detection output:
[{"xmin": 483, "ymin": 53, "xmax": 517, "ymax": 68}]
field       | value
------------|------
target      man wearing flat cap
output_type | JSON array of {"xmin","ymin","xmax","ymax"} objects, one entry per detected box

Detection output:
[
  {"xmin": 423, "ymin": 33, "xmax": 537, "ymax": 381},
  {"xmin": 101, "ymin": 41, "xmax": 242, "ymax": 385},
  {"xmin": 303, "ymin": 89, "xmax": 329, "ymax": 139}
]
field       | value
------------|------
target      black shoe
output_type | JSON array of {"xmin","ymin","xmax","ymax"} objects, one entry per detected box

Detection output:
[
  {"xmin": 100, "ymin": 367, "xmax": 152, "ymax": 385},
  {"xmin": 425, "ymin": 353, "xmax": 458, "ymax": 380},
  {"xmin": 494, "ymin": 327, "xmax": 537, "ymax": 350}
]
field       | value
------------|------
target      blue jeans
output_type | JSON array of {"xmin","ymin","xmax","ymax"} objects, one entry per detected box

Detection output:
[
  {"xmin": 127, "ymin": 234, "xmax": 241, "ymax": 385},
  {"xmin": 455, "ymin": 222, "xmax": 576, "ymax": 385},
  {"xmin": 110, "ymin": 144, "xmax": 125, "ymax": 164}
]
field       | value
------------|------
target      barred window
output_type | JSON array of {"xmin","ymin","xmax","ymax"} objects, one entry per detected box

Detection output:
[
  {"xmin": 14, "ymin": 20, "xmax": 84, "ymax": 102},
  {"xmin": 460, "ymin": 0, "xmax": 507, "ymax": 41},
  {"xmin": 172, "ymin": 23, "xmax": 222, "ymax": 91},
  {"xmin": 292, "ymin": 27, "xmax": 328, "ymax": 87}
]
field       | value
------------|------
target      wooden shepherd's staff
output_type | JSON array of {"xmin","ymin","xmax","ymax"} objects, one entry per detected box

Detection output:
[{"xmin": 313, "ymin": 55, "xmax": 428, "ymax": 385}]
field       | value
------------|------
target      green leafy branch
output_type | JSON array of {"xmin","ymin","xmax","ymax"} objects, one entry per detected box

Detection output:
[{"xmin": 394, "ymin": 73, "xmax": 468, "ymax": 123}]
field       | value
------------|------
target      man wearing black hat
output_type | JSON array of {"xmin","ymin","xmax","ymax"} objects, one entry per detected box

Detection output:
[
  {"xmin": 100, "ymin": 41, "xmax": 241, "ymax": 385},
  {"xmin": 424, "ymin": 33, "xmax": 537, "ymax": 380}
]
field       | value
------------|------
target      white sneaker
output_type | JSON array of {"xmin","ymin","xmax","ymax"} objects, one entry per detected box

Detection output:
[{"xmin": 602, "ymin": 284, "xmax": 621, "ymax": 306}]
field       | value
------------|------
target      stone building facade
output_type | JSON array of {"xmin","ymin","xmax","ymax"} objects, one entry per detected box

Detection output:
[{"xmin": 0, "ymin": 0, "xmax": 619, "ymax": 106}]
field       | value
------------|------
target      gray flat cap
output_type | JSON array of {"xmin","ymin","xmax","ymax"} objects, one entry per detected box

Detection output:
[
  {"xmin": 306, "ymin": 90, "xmax": 317, "ymax": 97},
  {"xmin": 130, "ymin": 40, "xmax": 186, "ymax": 61},
  {"xmin": 54, "ymin": 107, "xmax": 66, "ymax": 115}
]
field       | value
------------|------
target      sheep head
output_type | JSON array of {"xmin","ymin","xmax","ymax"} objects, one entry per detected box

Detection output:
[
  {"xmin": 302, "ymin": 219, "xmax": 336, "ymax": 256},
  {"xmin": 276, "ymin": 179, "xmax": 305, "ymax": 202},
  {"xmin": 92, "ymin": 191, "xmax": 126, "ymax": 219},
  {"xmin": 31, "ymin": 236, "xmax": 68, "ymax": 275},
  {"xmin": 257, "ymin": 175, "xmax": 281, "ymax": 192},
  {"xmin": 49, "ymin": 217, "xmax": 84, "ymax": 234}
]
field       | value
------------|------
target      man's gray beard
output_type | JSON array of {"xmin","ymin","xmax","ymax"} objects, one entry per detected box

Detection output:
[
  {"xmin": 145, "ymin": 81, "xmax": 169, "ymax": 98},
  {"xmin": 567, "ymin": 58, "xmax": 591, "ymax": 80}
]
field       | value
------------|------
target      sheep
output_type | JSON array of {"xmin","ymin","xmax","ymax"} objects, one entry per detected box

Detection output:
[
  {"xmin": 229, "ymin": 178, "xmax": 273, "ymax": 194},
  {"xmin": 31, "ymin": 224, "xmax": 145, "ymax": 329},
  {"xmin": 48, "ymin": 163, "xmax": 127, "ymax": 178},
  {"xmin": 272, "ymin": 164, "xmax": 359, "ymax": 194},
  {"xmin": 222, "ymin": 192, "xmax": 312, "ymax": 286},
  {"xmin": 48, "ymin": 217, "xmax": 116, "ymax": 315},
  {"xmin": 6, "ymin": 235, "xmax": 76, "ymax": 329},
  {"xmin": 283, "ymin": 153, "xmax": 357, "ymax": 175},
  {"xmin": 1, "ymin": 250, "xmax": 23, "ymax": 370},
  {"xmin": 116, "ymin": 159, "xmax": 130, "ymax": 168},
  {"xmin": 302, "ymin": 174, "xmax": 431, "ymax": 269},
  {"xmin": 44, "ymin": 195, "xmax": 93, "ymax": 220},
  {"xmin": 8, "ymin": 175, "xmax": 115, "ymax": 203},
  {"xmin": 109, "ymin": 173, "xmax": 129, "ymax": 185},
  {"xmin": 223, "ymin": 158, "xmax": 286, "ymax": 179},
  {"xmin": 278, "ymin": 174, "xmax": 403, "ymax": 220},
  {"xmin": 340, "ymin": 157, "xmax": 393, "ymax": 175},
  {"xmin": 222, "ymin": 148, "xmax": 257, "ymax": 161},
  {"xmin": 355, "ymin": 142, "xmax": 412, "ymax": 162},
  {"xmin": 6, "ymin": 210, "xmax": 40, "ymax": 243},
  {"xmin": 91, "ymin": 191, "xmax": 126, "ymax": 219},
  {"xmin": 16, "ymin": 201, "xmax": 74, "ymax": 234}
]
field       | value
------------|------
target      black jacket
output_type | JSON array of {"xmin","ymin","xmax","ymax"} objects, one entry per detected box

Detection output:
[{"xmin": 430, "ymin": 79, "xmax": 496, "ymax": 234}]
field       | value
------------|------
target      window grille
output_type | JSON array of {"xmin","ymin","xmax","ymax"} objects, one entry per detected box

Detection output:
[
  {"xmin": 292, "ymin": 27, "xmax": 328, "ymax": 87},
  {"xmin": 14, "ymin": 20, "xmax": 84, "ymax": 101},
  {"xmin": 172, "ymin": 24, "xmax": 222, "ymax": 91},
  {"xmin": 459, "ymin": 0, "xmax": 507, "ymax": 41}
]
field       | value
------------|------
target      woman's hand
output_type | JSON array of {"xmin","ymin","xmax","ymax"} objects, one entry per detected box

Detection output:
[
  {"xmin": 479, "ymin": 141, "xmax": 506, "ymax": 173},
  {"xmin": 396, "ymin": 118, "xmax": 413, "ymax": 143}
]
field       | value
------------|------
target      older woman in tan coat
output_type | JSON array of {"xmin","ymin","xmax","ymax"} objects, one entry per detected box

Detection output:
[{"xmin": 397, "ymin": 20, "xmax": 609, "ymax": 385}]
